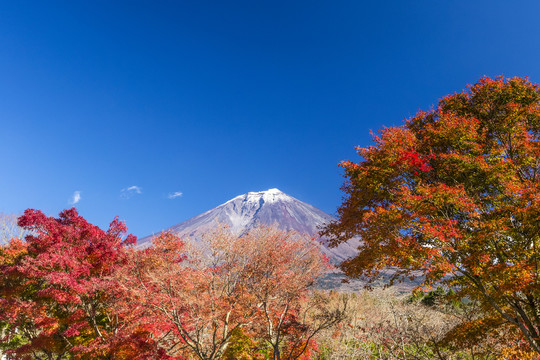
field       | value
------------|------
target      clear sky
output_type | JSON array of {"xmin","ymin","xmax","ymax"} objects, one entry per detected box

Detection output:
[{"xmin": 1, "ymin": 0, "xmax": 540, "ymax": 238}]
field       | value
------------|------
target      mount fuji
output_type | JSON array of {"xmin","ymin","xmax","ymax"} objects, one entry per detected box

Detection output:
[{"xmin": 137, "ymin": 188, "xmax": 359, "ymax": 264}]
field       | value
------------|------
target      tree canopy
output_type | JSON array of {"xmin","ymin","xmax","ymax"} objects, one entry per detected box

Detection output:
[
  {"xmin": 324, "ymin": 76, "xmax": 540, "ymax": 353},
  {"xmin": 0, "ymin": 208, "xmax": 159, "ymax": 359},
  {"xmin": 0, "ymin": 210, "xmax": 339, "ymax": 360}
]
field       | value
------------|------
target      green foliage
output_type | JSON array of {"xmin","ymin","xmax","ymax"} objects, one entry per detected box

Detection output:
[
  {"xmin": 410, "ymin": 286, "xmax": 458, "ymax": 307},
  {"xmin": 0, "ymin": 321, "xmax": 27, "ymax": 357},
  {"xmin": 222, "ymin": 328, "xmax": 260, "ymax": 360}
]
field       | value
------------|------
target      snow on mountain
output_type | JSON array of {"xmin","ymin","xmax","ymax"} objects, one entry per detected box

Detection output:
[{"xmin": 137, "ymin": 188, "xmax": 359, "ymax": 264}]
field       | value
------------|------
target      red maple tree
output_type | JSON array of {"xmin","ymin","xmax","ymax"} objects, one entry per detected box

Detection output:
[{"xmin": 0, "ymin": 208, "xmax": 163, "ymax": 359}]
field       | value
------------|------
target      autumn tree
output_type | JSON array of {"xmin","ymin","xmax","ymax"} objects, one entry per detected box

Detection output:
[
  {"xmin": 118, "ymin": 228, "xmax": 261, "ymax": 360},
  {"xmin": 121, "ymin": 226, "xmax": 339, "ymax": 360},
  {"xmin": 0, "ymin": 208, "xmax": 157, "ymax": 359},
  {"xmin": 0, "ymin": 214, "xmax": 27, "ymax": 359},
  {"xmin": 0, "ymin": 238, "xmax": 28, "ymax": 359},
  {"xmin": 241, "ymin": 227, "xmax": 342, "ymax": 360},
  {"xmin": 324, "ymin": 76, "xmax": 540, "ymax": 353}
]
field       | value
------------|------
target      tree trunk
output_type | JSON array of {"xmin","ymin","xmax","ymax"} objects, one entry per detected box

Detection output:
[{"xmin": 273, "ymin": 344, "xmax": 281, "ymax": 360}]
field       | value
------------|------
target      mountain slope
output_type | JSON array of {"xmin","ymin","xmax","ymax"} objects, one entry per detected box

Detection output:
[{"xmin": 137, "ymin": 188, "xmax": 358, "ymax": 263}]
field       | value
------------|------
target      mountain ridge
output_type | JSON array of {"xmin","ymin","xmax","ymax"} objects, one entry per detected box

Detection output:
[{"xmin": 137, "ymin": 188, "xmax": 359, "ymax": 263}]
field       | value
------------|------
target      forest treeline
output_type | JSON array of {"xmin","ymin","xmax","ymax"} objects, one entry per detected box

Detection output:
[{"xmin": 0, "ymin": 210, "xmax": 535, "ymax": 360}]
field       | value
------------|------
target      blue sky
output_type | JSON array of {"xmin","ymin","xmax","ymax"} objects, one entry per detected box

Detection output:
[{"xmin": 1, "ymin": 1, "xmax": 540, "ymax": 238}]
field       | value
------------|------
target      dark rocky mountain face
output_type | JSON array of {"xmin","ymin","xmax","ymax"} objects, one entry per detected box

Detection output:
[{"xmin": 137, "ymin": 188, "xmax": 359, "ymax": 264}]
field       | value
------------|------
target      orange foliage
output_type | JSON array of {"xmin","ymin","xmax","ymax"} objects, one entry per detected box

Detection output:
[{"xmin": 325, "ymin": 76, "xmax": 540, "ymax": 354}]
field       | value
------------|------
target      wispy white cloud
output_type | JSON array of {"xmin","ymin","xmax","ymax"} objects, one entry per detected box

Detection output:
[
  {"xmin": 121, "ymin": 185, "xmax": 142, "ymax": 199},
  {"xmin": 168, "ymin": 191, "xmax": 183, "ymax": 199},
  {"xmin": 69, "ymin": 191, "xmax": 81, "ymax": 205},
  {"xmin": 127, "ymin": 185, "xmax": 142, "ymax": 194}
]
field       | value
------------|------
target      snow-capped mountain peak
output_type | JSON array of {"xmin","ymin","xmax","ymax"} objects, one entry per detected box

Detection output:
[
  {"xmin": 138, "ymin": 189, "xmax": 359, "ymax": 263},
  {"xmin": 227, "ymin": 188, "xmax": 288, "ymax": 205}
]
